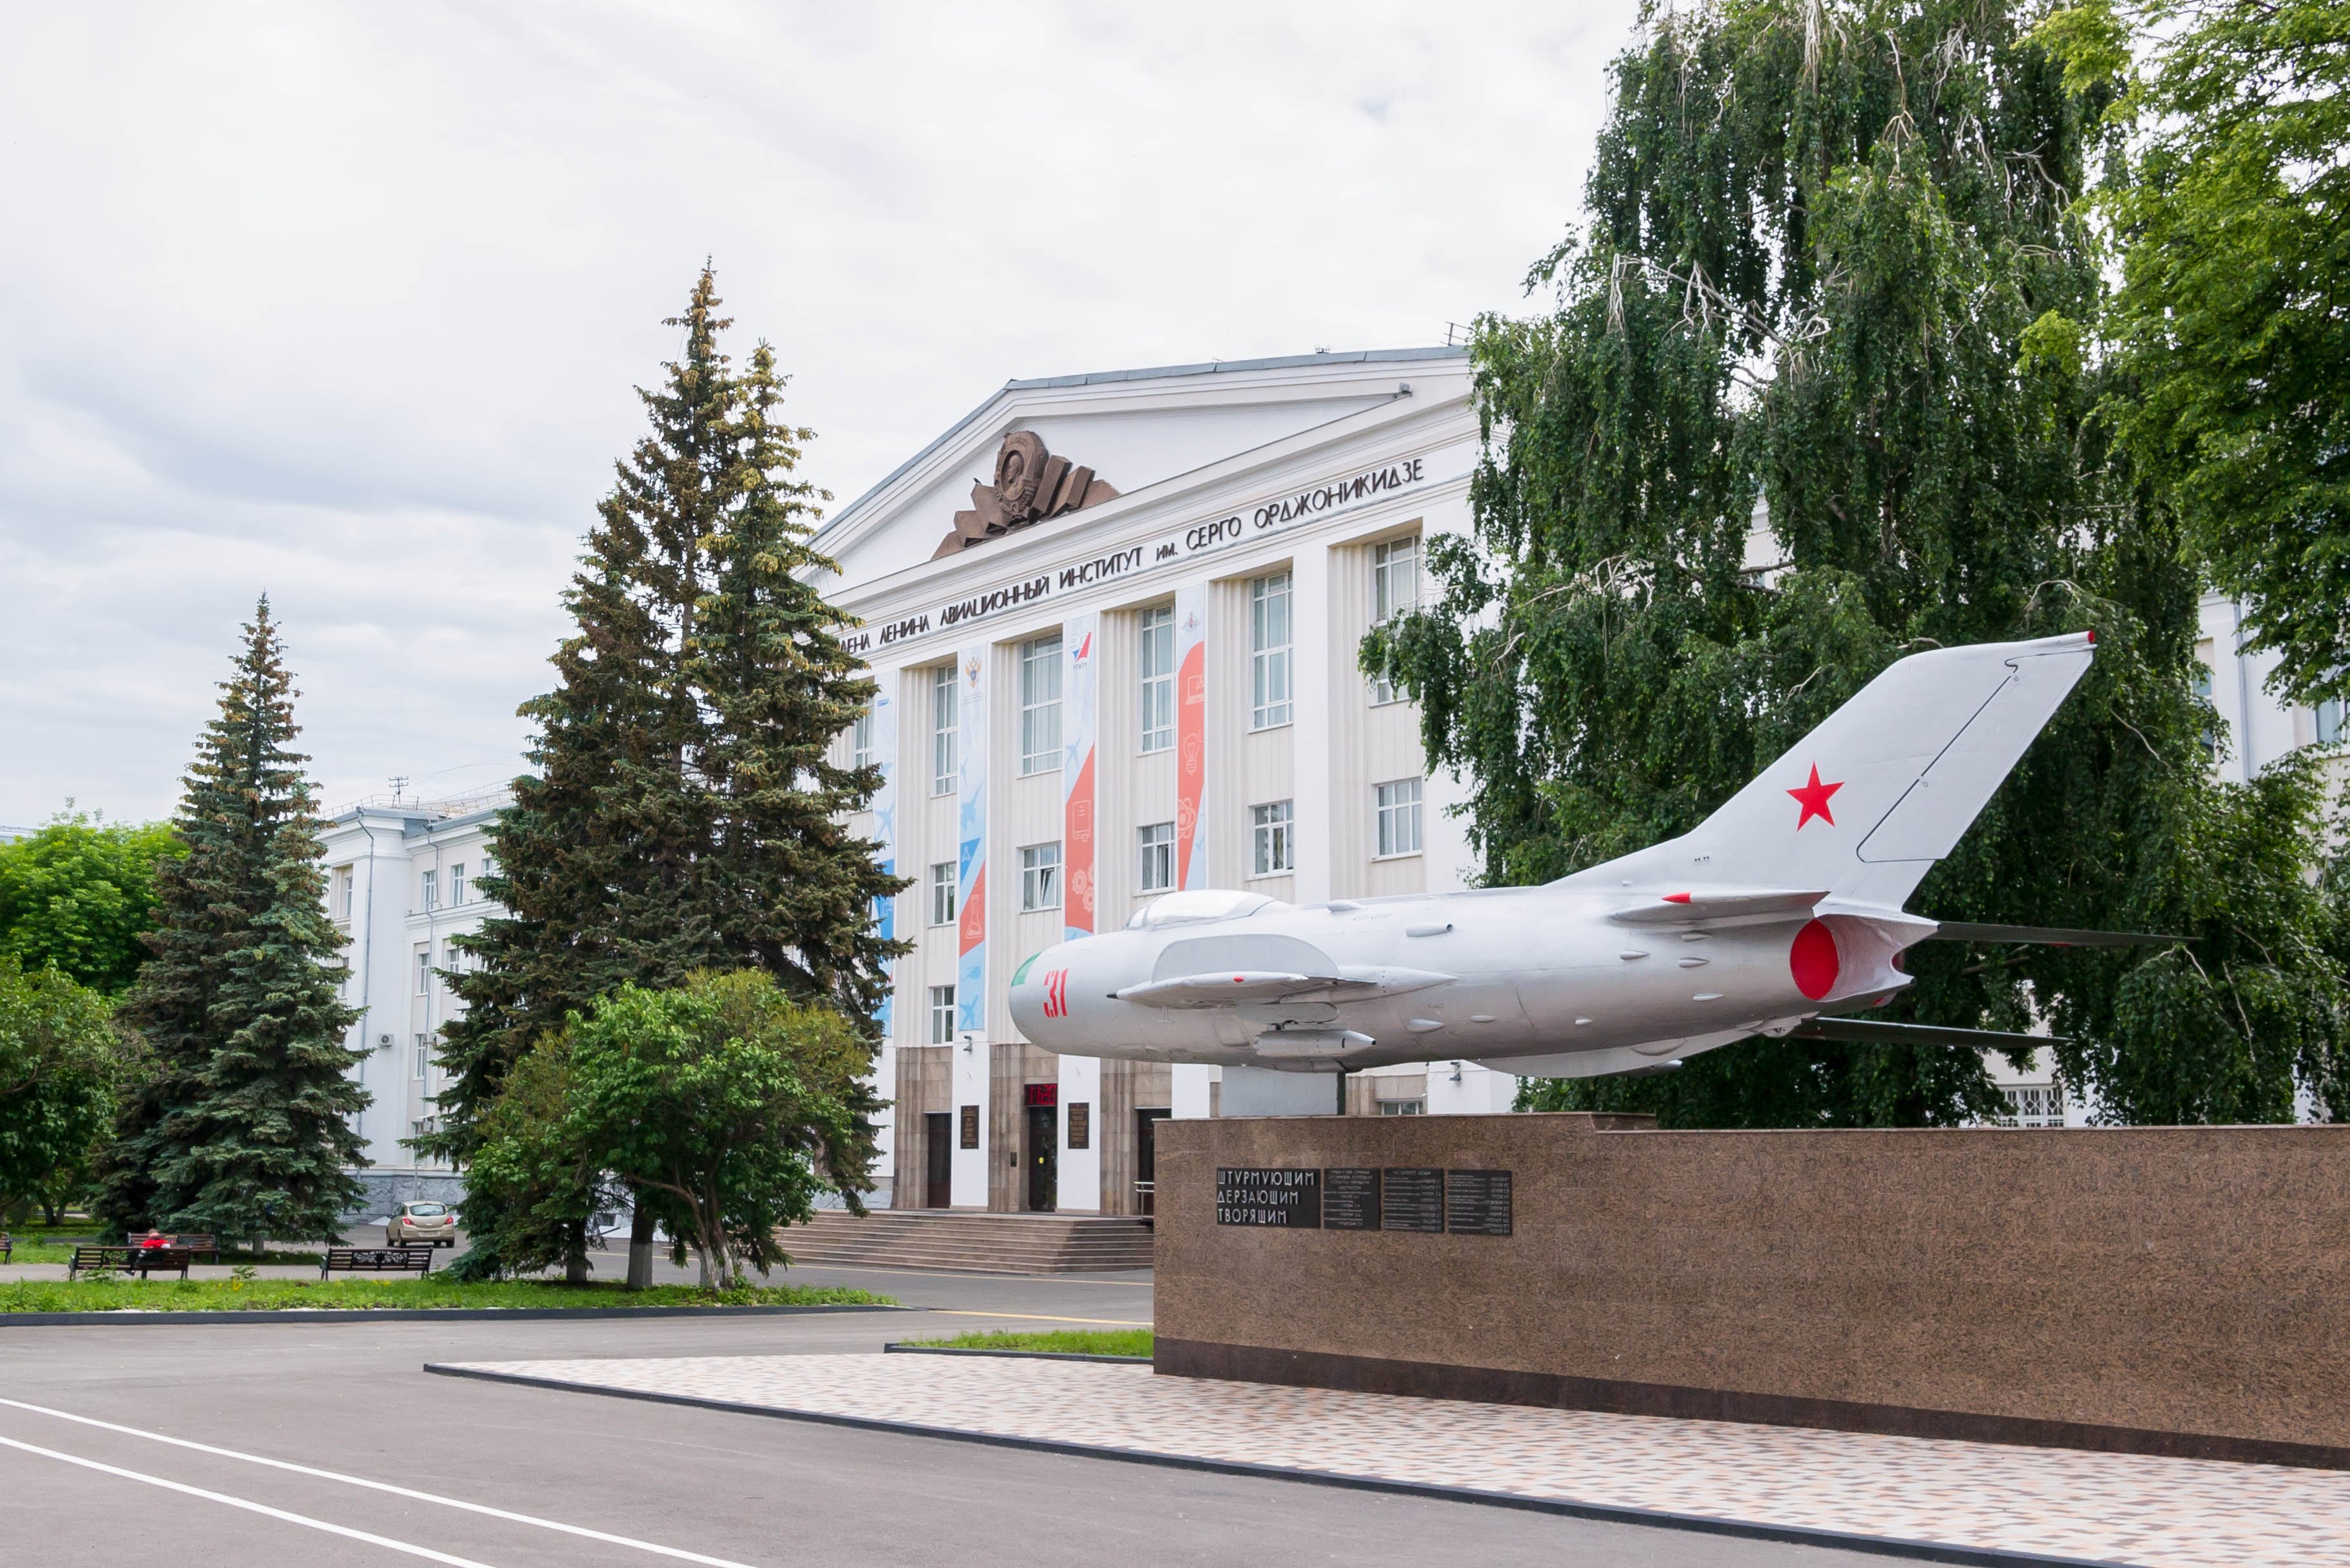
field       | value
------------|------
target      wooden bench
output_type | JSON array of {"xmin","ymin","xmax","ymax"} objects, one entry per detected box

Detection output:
[
  {"xmin": 69, "ymin": 1245, "xmax": 192, "ymax": 1280},
  {"xmin": 171, "ymin": 1233, "xmax": 220, "ymax": 1262},
  {"xmin": 320, "ymin": 1245, "xmax": 435, "ymax": 1280},
  {"xmin": 0, "ymin": 1233, "xmax": 11, "ymax": 1264}
]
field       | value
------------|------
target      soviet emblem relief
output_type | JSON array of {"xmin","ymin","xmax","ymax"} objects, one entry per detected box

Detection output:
[{"xmin": 933, "ymin": 430, "xmax": 1120, "ymax": 558}]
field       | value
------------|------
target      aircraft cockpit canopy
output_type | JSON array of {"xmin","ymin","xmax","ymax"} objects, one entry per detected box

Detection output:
[{"xmin": 1123, "ymin": 890, "xmax": 1292, "ymax": 929}]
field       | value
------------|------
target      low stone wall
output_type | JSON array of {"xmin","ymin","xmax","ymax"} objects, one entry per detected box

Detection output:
[
  {"xmin": 1152, "ymin": 1113, "xmax": 2350, "ymax": 1468},
  {"xmin": 343, "ymin": 1168, "xmax": 467, "ymax": 1221}
]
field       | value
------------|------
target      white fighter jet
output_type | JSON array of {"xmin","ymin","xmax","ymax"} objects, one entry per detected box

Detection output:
[{"xmin": 1012, "ymin": 631, "xmax": 2166, "ymax": 1079}]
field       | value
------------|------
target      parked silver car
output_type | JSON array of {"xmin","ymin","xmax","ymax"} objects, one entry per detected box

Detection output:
[{"xmin": 387, "ymin": 1201, "xmax": 457, "ymax": 1247}]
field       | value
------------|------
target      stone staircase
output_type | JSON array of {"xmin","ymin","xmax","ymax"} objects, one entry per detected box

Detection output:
[{"xmin": 780, "ymin": 1210, "xmax": 1156, "ymax": 1274}]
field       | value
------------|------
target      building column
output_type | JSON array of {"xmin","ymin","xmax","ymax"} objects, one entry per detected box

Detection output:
[{"xmin": 1291, "ymin": 539, "xmax": 1334, "ymax": 905}]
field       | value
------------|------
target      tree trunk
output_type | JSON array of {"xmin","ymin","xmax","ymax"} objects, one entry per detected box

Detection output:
[
  {"xmin": 564, "ymin": 1218, "xmax": 588, "ymax": 1285},
  {"xmin": 625, "ymin": 1201, "xmax": 654, "ymax": 1291}
]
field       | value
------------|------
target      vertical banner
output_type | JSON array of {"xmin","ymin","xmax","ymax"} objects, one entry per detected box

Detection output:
[
  {"xmin": 955, "ymin": 645, "xmax": 988, "ymax": 1036},
  {"xmin": 1062, "ymin": 613, "xmax": 1098, "ymax": 941},
  {"xmin": 868, "ymin": 680, "xmax": 898, "ymax": 1038},
  {"xmin": 1175, "ymin": 582, "xmax": 1209, "ymax": 890}
]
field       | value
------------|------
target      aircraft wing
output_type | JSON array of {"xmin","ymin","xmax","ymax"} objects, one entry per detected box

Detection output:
[
  {"xmin": 1611, "ymin": 888, "xmax": 1830, "ymax": 925},
  {"xmin": 1789, "ymin": 1016, "xmax": 2064, "ymax": 1049},
  {"xmin": 1116, "ymin": 965, "xmax": 1455, "ymax": 1009},
  {"xmin": 1925, "ymin": 922, "xmax": 2183, "ymax": 948}
]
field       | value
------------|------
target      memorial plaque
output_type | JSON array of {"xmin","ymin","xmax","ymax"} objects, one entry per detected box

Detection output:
[
  {"xmin": 1382, "ymin": 1167, "xmax": 1445, "ymax": 1232},
  {"xmin": 1446, "ymin": 1169, "xmax": 1514, "ymax": 1236},
  {"xmin": 1216, "ymin": 1167, "xmax": 1321, "ymax": 1227},
  {"xmin": 1068, "ymin": 1101, "xmax": 1090, "ymax": 1150},
  {"xmin": 958, "ymin": 1104, "xmax": 980, "ymax": 1149},
  {"xmin": 1323, "ymin": 1167, "xmax": 1381, "ymax": 1230}
]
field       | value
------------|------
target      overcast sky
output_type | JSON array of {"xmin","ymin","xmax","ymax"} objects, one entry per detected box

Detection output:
[{"xmin": 0, "ymin": 1, "xmax": 1643, "ymax": 828}]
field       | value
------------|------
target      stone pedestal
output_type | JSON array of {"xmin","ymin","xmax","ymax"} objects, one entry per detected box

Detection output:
[{"xmin": 1154, "ymin": 1112, "xmax": 2350, "ymax": 1468}]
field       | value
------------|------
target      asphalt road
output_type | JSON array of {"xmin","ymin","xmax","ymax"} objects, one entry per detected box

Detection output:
[{"xmin": 0, "ymin": 1265, "xmax": 1892, "ymax": 1567}]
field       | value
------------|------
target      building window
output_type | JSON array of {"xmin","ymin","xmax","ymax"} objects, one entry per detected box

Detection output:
[
  {"xmin": 449, "ymin": 863, "xmax": 467, "ymax": 906},
  {"xmin": 1250, "ymin": 572, "xmax": 1293, "ymax": 729},
  {"xmin": 2317, "ymin": 697, "xmax": 2344, "ymax": 747},
  {"xmin": 1020, "ymin": 842, "xmax": 1062, "ymax": 912},
  {"xmin": 1138, "ymin": 604, "xmax": 1175, "ymax": 753},
  {"xmin": 1251, "ymin": 800, "xmax": 1294, "ymax": 876},
  {"xmin": 1375, "ymin": 777, "xmax": 1424, "ymax": 857},
  {"xmin": 415, "ymin": 951, "xmax": 431, "ymax": 995},
  {"xmin": 1370, "ymin": 535, "xmax": 1420, "ymax": 704},
  {"xmin": 1019, "ymin": 634, "xmax": 1063, "ymax": 775},
  {"xmin": 1996, "ymin": 1084, "xmax": 2065, "ymax": 1128},
  {"xmin": 852, "ymin": 709, "xmax": 878, "ymax": 771},
  {"xmin": 2191, "ymin": 654, "xmax": 2220, "ymax": 761},
  {"xmin": 1137, "ymin": 821, "xmax": 1175, "ymax": 893},
  {"xmin": 929, "ymin": 861, "xmax": 957, "ymax": 927},
  {"xmin": 929, "ymin": 985, "xmax": 956, "ymax": 1045},
  {"xmin": 419, "ymin": 868, "xmax": 437, "ymax": 912},
  {"xmin": 413, "ymin": 1035, "xmax": 430, "ymax": 1082},
  {"xmin": 1375, "ymin": 1097, "xmax": 1425, "ymax": 1115},
  {"xmin": 332, "ymin": 866, "xmax": 354, "ymax": 921},
  {"xmin": 931, "ymin": 664, "xmax": 958, "ymax": 795}
]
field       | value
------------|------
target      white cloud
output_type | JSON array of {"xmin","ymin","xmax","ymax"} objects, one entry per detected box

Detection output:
[{"xmin": 0, "ymin": 0, "xmax": 1641, "ymax": 824}]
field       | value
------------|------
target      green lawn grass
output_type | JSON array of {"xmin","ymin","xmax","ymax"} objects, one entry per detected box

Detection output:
[
  {"xmin": 0, "ymin": 1276, "xmax": 893, "ymax": 1313},
  {"xmin": 900, "ymin": 1327, "xmax": 1151, "ymax": 1358}
]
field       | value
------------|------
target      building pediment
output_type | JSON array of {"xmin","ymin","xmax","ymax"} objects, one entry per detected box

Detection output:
[{"xmin": 816, "ymin": 347, "xmax": 1472, "ymax": 596}]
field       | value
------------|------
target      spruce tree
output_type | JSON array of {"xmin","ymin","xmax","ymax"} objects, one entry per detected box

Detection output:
[
  {"xmin": 96, "ymin": 599, "xmax": 365, "ymax": 1242},
  {"xmin": 1372, "ymin": 0, "xmax": 2347, "ymax": 1126},
  {"xmin": 433, "ymin": 269, "xmax": 905, "ymax": 1275}
]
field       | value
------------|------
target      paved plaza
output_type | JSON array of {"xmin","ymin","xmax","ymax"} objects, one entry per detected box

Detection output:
[
  {"xmin": 438, "ymin": 1349, "xmax": 2350, "ymax": 1567},
  {"xmin": 0, "ymin": 1263, "xmax": 1889, "ymax": 1567}
]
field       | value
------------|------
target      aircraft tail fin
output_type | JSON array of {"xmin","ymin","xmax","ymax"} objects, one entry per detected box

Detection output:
[{"xmin": 1567, "ymin": 632, "xmax": 2094, "ymax": 910}]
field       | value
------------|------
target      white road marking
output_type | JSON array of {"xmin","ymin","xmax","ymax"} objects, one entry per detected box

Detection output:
[
  {"xmin": 0, "ymin": 1395, "xmax": 759, "ymax": 1568},
  {"xmin": 0, "ymin": 1432, "xmax": 499, "ymax": 1567}
]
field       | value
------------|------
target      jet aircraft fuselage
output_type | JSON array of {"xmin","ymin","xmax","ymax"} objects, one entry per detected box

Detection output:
[{"xmin": 1011, "ymin": 632, "xmax": 2099, "ymax": 1080}]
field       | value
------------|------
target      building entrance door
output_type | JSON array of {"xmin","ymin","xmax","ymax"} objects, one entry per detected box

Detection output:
[
  {"xmin": 923, "ymin": 1112, "xmax": 952, "ymax": 1208},
  {"xmin": 1135, "ymin": 1107, "xmax": 1170, "ymax": 1216},
  {"xmin": 1024, "ymin": 1086, "xmax": 1058, "ymax": 1212}
]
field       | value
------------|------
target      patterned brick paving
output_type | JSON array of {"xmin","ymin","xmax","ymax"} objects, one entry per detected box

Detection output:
[{"xmin": 440, "ymin": 1353, "xmax": 2350, "ymax": 1566}]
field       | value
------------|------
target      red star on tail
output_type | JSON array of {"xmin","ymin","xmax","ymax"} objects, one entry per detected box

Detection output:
[{"xmin": 1787, "ymin": 764, "xmax": 1844, "ymax": 830}]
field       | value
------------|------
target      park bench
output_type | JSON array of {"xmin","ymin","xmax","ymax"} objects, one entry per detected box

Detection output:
[
  {"xmin": 171, "ymin": 1233, "xmax": 220, "ymax": 1262},
  {"xmin": 320, "ymin": 1245, "xmax": 435, "ymax": 1280},
  {"xmin": 0, "ymin": 1233, "xmax": 11, "ymax": 1263},
  {"xmin": 69, "ymin": 1245, "xmax": 192, "ymax": 1280}
]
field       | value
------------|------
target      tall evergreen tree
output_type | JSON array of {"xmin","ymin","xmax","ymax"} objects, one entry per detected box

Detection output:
[
  {"xmin": 432, "ymin": 269, "xmax": 905, "ymax": 1275},
  {"xmin": 1372, "ymin": 0, "xmax": 2347, "ymax": 1127},
  {"xmin": 95, "ymin": 599, "xmax": 365, "ymax": 1241}
]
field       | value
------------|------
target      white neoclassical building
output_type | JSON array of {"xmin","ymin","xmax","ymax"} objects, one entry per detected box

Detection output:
[
  {"xmin": 812, "ymin": 347, "xmax": 1516, "ymax": 1214},
  {"xmin": 316, "ymin": 788, "xmax": 506, "ymax": 1212}
]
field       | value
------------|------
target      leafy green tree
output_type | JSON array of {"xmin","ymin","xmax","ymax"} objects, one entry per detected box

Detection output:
[
  {"xmin": 0, "ymin": 815, "xmax": 184, "ymax": 994},
  {"xmin": 2040, "ymin": 0, "xmax": 2350, "ymax": 707},
  {"xmin": 431, "ymin": 269, "xmax": 904, "ymax": 1277},
  {"xmin": 451, "ymin": 1036, "xmax": 617, "ymax": 1283},
  {"xmin": 1375, "ymin": 0, "xmax": 2347, "ymax": 1128},
  {"xmin": 562, "ymin": 971, "xmax": 878, "ymax": 1288},
  {"xmin": 461, "ymin": 970, "xmax": 878, "ymax": 1287},
  {"xmin": 0, "ymin": 958, "xmax": 129, "ymax": 1225},
  {"xmin": 94, "ymin": 599, "xmax": 367, "ymax": 1243}
]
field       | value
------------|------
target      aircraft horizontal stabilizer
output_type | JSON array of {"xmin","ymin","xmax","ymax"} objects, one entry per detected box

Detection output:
[
  {"xmin": 1926, "ymin": 922, "xmax": 2183, "ymax": 948},
  {"xmin": 1611, "ymin": 888, "xmax": 1829, "ymax": 925},
  {"xmin": 1789, "ymin": 1016, "xmax": 2064, "ymax": 1050}
]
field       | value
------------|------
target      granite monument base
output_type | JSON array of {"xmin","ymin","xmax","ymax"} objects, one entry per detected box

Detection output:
[{"xmin": 1152, "ymin": 1112, "xmax": 2350, "ymax": 1468}]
